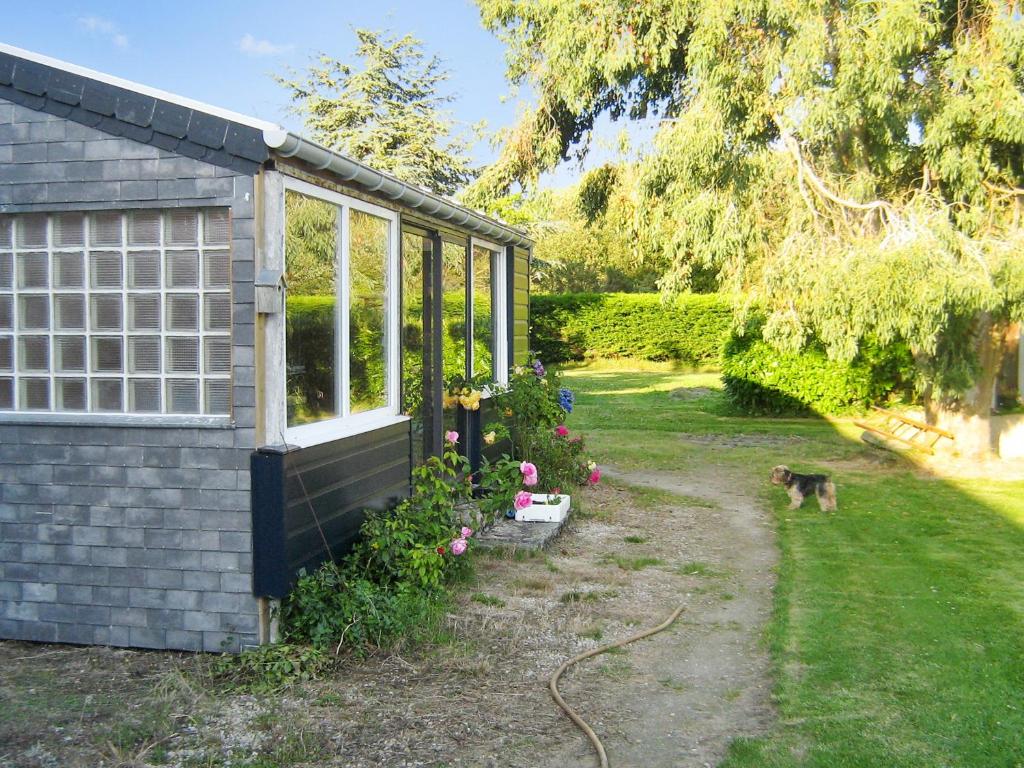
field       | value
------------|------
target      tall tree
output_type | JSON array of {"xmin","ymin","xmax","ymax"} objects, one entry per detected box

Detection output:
[
  {"xmin": 279, "ymin": 29, "xmax": 477, "ymax": 196},
  {"xmin": 471, "ymin": 0, "xmax": 1024, "ymax": 455}
]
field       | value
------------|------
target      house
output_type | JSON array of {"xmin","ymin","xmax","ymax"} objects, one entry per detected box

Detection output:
[{"xmin": 0, "ymin": 44, "xmax": 532, "ymax": 652}]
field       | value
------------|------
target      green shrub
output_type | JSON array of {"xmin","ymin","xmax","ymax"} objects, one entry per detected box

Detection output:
[
  {"xmin": 721, "ymin": 322, "xmax": 914, "ymax": 415},
  {"xmin": 280, "ymin": 442, "xmax": 475, "ymax": 655},
  {"xmin": 530, "ymin": 292, "xmax": 733, "ymax": 364}
]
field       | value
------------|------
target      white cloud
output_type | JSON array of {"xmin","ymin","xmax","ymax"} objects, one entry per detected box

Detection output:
[
  {"xmin": 238, "ymin": 33, "xmax": 293, "ymax": 57},
  {"xmin": 77, "ymin": 15, "xmax": 129, "ymax": 49}
]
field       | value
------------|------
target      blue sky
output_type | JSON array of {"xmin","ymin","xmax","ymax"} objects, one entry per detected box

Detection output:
[{"xmin": 3, "ymin": 0, "xmax": 652, "ymax": 188}]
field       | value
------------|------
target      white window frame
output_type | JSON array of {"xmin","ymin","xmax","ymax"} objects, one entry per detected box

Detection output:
[
  {"xmin": 282, "ymin": 177, "xmax": 404, "ymax": 448},
  {"xmin": 470, "ymin": 237, "xmax": 508, "ymax": 388}
]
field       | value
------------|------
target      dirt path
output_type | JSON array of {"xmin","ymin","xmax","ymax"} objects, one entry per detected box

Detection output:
[{"xmin": 527, "ymin": 466, "xmax": 778, "ymax": 768}]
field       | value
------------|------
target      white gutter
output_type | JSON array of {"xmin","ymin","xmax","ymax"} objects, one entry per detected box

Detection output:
[{"xmin": 263, "ymin": 129, "xmax": 532, "ymax": 248}]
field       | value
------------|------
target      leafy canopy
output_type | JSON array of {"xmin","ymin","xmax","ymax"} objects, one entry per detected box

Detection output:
[
  {"xmin": 471, "ymin": 0, "xmax": 1024, "ymax": 395},
  {"xmin": 279, "ymin": 28, "xmax": 477, "ymax": 196}
]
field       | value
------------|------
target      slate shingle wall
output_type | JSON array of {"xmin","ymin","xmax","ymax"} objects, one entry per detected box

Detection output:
[{"xmin": 0, "ymin": 97, "xmax": 260, "ymax": 652}]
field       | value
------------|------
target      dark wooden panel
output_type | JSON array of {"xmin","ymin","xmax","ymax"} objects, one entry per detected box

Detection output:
[{"xmin": 250, "ymin": 420, "xmax": 412, "ymax": 598}]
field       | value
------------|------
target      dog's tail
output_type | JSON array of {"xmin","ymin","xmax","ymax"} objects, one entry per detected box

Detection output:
[{"xmin": 818, "ymin": 480, "xmax": 837, "ymax": 512}]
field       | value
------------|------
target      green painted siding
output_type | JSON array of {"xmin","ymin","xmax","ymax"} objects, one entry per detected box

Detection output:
[{"xmin": 513, "ymin": 247, "xmax": 530, "ymax": 364}]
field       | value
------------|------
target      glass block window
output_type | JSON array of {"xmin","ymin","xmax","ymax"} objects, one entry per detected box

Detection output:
[{"xmin": 0, "ymin": 209, "xmax": 232, "ymax": 416}]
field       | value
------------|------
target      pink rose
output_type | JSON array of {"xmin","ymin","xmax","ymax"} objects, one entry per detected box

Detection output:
[
  {"xmin": 555, "ymin": 425, "xmax": 569, "ymax": 437},
  {"xmin": 451, "ymin": 538, "xmax": 468, "ymax": 556},
  {"xmin": 461, "ymin": 526, "xmax": 473, "ymax": 538},
  {"xmin": 445, "ymin": 430, "xmax": 459, "ymax": 444},
  {"xmin": 514, "ymin": 491, "xmax": 533, "ymax": 510},
  {"xmin": 520, "ymin": 461, "xmax": 537, "ymax": 478},
  {"xmin": 589, "ymin": 468, "xmax": 601, "ymax": 485},
  {"xmin": 523, "ymin": 472, "xmax": 538, "ymax": 487}
]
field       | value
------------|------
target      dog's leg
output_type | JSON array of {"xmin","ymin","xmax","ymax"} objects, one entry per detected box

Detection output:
[
  {"xmin": 787, "ymin": 487, "xmax": 804, "ymax": 509},
  {"xmin": 817, "ymin": 481, "xmax": 837, "ymax": 512}
]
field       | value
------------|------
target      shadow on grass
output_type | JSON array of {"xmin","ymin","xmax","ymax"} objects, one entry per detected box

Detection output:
[{"xmin": 565, "ymin": 366, "xmax": 1024, "ymax": 768}]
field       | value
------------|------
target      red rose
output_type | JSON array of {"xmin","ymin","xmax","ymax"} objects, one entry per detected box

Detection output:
[{"xmin": 436, "ymin": 546, "xmax": 446, "ymax": 555}]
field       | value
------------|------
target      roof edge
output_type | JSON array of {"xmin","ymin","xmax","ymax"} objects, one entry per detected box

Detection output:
[
  {"xmin": 0, "ymin": 42, "xmax": 282, "ymax": 134},
  {"xmin": 266, "ymin": 130, "xmax": 533, "ymax": 248}
]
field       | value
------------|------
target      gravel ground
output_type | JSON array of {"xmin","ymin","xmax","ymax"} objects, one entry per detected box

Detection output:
[{"xmin": 1, "ymin": 464, "xmax": 777, "ymax": 768}]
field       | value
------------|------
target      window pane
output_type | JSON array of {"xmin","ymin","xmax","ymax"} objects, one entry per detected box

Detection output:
[
  {"xmin": 19, "ymin": 336, "xmax": 49, "ymax": 372},
  {"xmin": 285, "ymin": 191, "xmax": 338, "ymax": 427},
  {"xmin": 54, "ymin": 214, "xmax": 85, "ymax": 247},
  {"xmin": 0, "ymin": 336, "xmax": 11, "ymax": 370},
  {"xmin": 53, "ymin": 252, "xmax": 85, "ymax": 288},
  {"xmin": 0, "ymin": 253, "xmax": 11, "ymax": 289},
  {"xmin": 204, "ymin": 210, "xmax": 230, "ymax": 246},
  {"xmin": 54, "ymin": 294, "xmax": 85, "ymax": 330},
  {"xmin": 204, "ymin": 380, "xmax": 231, "ymax": 414},
  {"xmin": 55, "ymin": 336, "xmax": 86, "ymax": 372},
  {"xmin": 92, "ymin": 379, "xmax": 122, "ymax": 412},
  {"xmin": 18, "ymin": 252, "xmax": 49, "ymax": 289},
  {"xmin": 167, "ymin": 211, "xmax": 199, "ymax": 245},
  {"xmin": 166, "ymin": 251, "xmax": 199, "ymax": 288},
  {"xmin": 166, "ymin": 379, "xmax": 199, "ymax": 413},
  {"xmin": 56, "ymin": 379, "xmax": 87, "ymax": 411},
  {"xmin": 402, "ymin": 232, "xmax": 428, "ymax": 464},
  {"xmin": 89, "ymin": 213, "xmax": 122, "ymax": 246},
  {"xmin": 17, "ymin": 215, "xmax": 47, "ymax": 248},
  {"xmin": 128, "ymin": 336, "xmax": 161, "ymax": 373},
  {"xmin": 166, "ymin": 337, "xmax": 200, "ymax": 373},
  {"xmin": 21, "ymin": 378, "xmax": 50, "ymax": 410},
  {"xmin": 441, "ymin": 241, "xmax": 466, "ymax": 383},
  {"xmin": 90, "ymin": 252, "xmax": 123, "ymax": 289},
  {"xmin": 0, "ymin": 377, "xmax": 13, "ymax": 409},
  {"xmin": 20, "ymin": 295, "xmax": 49, "ymax": 330},
  {"xmin": 128, "ymin": 211, "xmax": 161, "ymax": 246},
  {"xmin": 472, "ymin": 245, "xmax": 495, "ymax": 380},
  {"xmin": 128, "ymin": 252, "xmax": 160, "ymax": 289},
  {"xmin": 129, "ymin": 378, "xmax": 161, "ymax": 413},
  {"xmin": 90, "ymin": 295, "xmax": 123, "ymax": 331},
  {"xmin": 92, "ymin": 337, "xmax": 123, "ymax": 373},
  {"xmin": 349, "ymin": 209, "xmax": 388, "ymax": 414}
]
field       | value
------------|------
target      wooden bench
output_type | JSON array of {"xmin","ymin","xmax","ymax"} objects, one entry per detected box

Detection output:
[{"xmin": 855, "ymin": 406, "xmax": 955, "ymax": 455}]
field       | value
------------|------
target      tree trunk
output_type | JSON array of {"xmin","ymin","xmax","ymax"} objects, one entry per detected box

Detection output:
[{"xmin": 924, "ymin": 314, "xmax": 1010, "ymax": 460}]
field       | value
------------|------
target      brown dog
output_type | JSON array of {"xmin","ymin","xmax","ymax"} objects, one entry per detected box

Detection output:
[{"xmin": 770, "ymin": 465, "xmax": 837, "ymax": 511}]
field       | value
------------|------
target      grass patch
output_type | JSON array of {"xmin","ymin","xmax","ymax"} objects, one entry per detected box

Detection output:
[
  {"xmin": 578, "ymin": 626, "xmax": 604, "ymax": 641},
  {"xmin": 560, "ymin": 589, "xmax": 619, "ymax": 604},
  {"xmin": 564, "ymin": 366, "xmax": 1024, "ymax": 767},
  {"xmin": 623, "ymin": 535, "xmax": 647, "ymax": 544},
  {"xmin": 602, "ymin": 554, "xmax": 665, "ymax": 571},
  {"xmin": 471, "ymin": 593, "xmax": 507, "ymax": 608},
  {"xmin": 677, "ymin": 561, "xmax": 726, "ymax": 578}
]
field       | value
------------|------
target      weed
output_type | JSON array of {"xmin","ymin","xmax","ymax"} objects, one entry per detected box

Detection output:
[
  {"xmin": 623, "ymin": 535, "xmax": 647, "ymax": 544},
  {"xmin": 578, "ymin": 626, "xmax": 604, "ymax": 641},
  {"xmin": 602, "ymin": 554, "xmax": 665, "ymax": 571},
  {"xmin": 560, "ymin": 589, "xmax": 618, "ymax": 604},
  {"xmin": 677, "ymin": 561, "xmax": 724, "ymax": 578},
  {"xmin": 471, "ymin": 593, "xmax": 507, "ymax": 608}
]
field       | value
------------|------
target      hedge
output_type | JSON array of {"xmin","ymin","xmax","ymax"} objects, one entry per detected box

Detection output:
[
  {"xmin": 721, "ymin": 322, "xmax": 915, "ymax": 415},
  {"xmin": 530, "ymin": 293, "xmax": 733, "ymax": 365},
  {"xmin": 530, "ymin": 292, "xmax": 914, "ymax": 415}
]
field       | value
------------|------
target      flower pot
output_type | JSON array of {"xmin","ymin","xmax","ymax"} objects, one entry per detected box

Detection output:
[{"xmin": 515, "ymin": 493, "xmax": 571, "ymax": 523}]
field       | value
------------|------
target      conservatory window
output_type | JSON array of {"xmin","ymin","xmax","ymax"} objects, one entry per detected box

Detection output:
[
  {"xmin": 0, "ymin": 209, "xmax": 232, "ymax": 416},
  {"xmin": 283, "ymin": 179, "xmax": 400, "ymax": 444},
  {"xmin": 471, "ymin": 239, "xmax": 507, "ymax": 385}
]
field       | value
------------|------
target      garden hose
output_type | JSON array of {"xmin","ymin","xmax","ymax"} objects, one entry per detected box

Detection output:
[{"xmin": 548, "ymin": 605, "xmax": 685, "ymax": 768}]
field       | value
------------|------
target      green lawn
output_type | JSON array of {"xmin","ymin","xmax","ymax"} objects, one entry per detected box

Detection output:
[{"xmin": 564, "ymin": 367, "xmax": 1024, "ymax": 768}]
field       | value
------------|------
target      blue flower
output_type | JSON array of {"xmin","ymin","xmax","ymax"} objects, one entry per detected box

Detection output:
[{"xmin": 558, "ymin": 387, "xmax": 575, "ymax": 413}]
